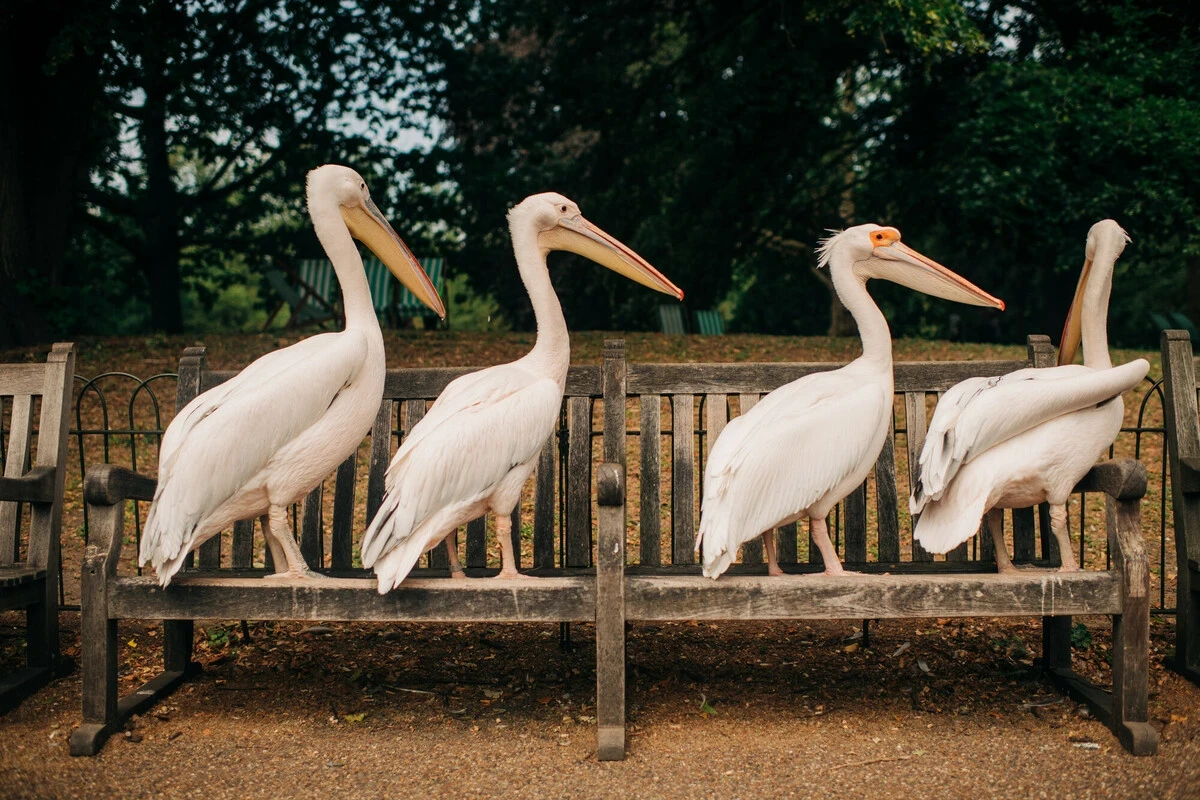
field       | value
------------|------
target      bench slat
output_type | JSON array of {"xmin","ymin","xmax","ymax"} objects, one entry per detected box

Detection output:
[
  {"xmin": 232, "ymin": 520, "xmax": 254, "ymax": 568},
  {"xmin": 876, "ymin": 409, "xmax": 901, "ymax": 563},
  {"xmin": 366, "ymin": 400, "xmax": 392, "ymax": 523},
  {"xmin": 671, "ymin": 393, "xmax": 695, "ymax": 564},
  {"xmin": 331, "ymin": 454, "xmax": 356, "ymax": 570},
  {"xmin": 300, "ymin": 485, "xmax": 323, "ymax": 569},
  {"xmin": 626, "ymin": 572, "xmax": 1123, "ymax": 621},
  {"xmin": 533, "ymin": 437, "xmax": 555, "ymax": 569},
  {"xmin": 0, "ymin": 394, "xmax": 33, "ymax": 565},
  {"xmin": 904, "ymin": 391, "xmax": 933, "ymax": 562},
  {"xmin": 703, "ymin": 394, "xmax": 728, "ymax": 564},
  {"xmin": 639, "ymin": 395, "xmax": 662, "ymax": 566},
  {"xmin": 567, "ymin": 396, "xmax": 592, "ymax": 567},
  {"xmin": 107, "ymin": 576, "xmax": 595, "ymax": 623}
]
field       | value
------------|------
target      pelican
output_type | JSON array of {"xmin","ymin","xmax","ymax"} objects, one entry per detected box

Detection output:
[
  {"xmin": 139, "ymin": 165, "xmax": 444, "ymax": 586},
  {"xmin": 910, "ymin": 220, "xmax": 1149, "ymax": 571},
  {"xmin": 361, "ymin": 193, "xmax": 683, "ymax": 593},
  {"xmin": 696, "ymin": 224, "xmax": 1004, "ymax": 578}
]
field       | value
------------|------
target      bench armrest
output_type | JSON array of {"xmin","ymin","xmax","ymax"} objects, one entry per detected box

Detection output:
[
  {"xmin": 1071, "ymin": 459, "xmax": 1146, "ymax": 501},
  {"xmin": 83, "ymin": 465, "xmax": 158, "ymax": 578},
  {"xmin": 0, "ymin": 466, "xmax": 57, "ymax": 503}
]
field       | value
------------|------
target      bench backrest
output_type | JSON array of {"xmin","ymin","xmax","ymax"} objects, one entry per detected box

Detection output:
[
  {"xmin": 607, "ymin": 335, "xmax": 1057, "ymax": 570},
  {"xmin": 1159, "ymin": 329, "xmax": 1200, "ymax": 624},
  {"xmin": 177, "ymin": 346, "xmax": 604, "ymax": 574},
  {"xmin": 0, "ymin": 343, "xmax": 75, "ymax": 571}
]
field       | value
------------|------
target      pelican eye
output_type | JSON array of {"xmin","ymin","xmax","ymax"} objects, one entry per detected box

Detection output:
[
  {"xmin": 360, "ymin": 182, "xmax": 366, "ymax": 190},
  {"xmin": 560, "ymin": 205, "xmax": 568, "ymax": 213}
]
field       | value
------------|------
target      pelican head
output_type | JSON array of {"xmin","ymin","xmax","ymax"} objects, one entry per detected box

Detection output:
[
  {"xmin": 307, "ymin": 165, "xmax": 446, "ymax": 319},
  {"xmin": 818, "ymin": 224, "xmax": 1005, "ymax": 310},
  {"xmin": 1058, "ymin": 220, "xmax": 1129, "ymax": 366},
  {"xmin": 511, "ymin": 192, "xmax": 684, "ymax": 300}
]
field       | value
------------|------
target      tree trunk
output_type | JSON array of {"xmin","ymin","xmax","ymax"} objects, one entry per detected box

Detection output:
[
  {"xmin": 138, "ymin": 37, "xmax": 184, "ymax": 334},
  {"xmin": 0, "ymin": 1, "xmax": 104, "ymax": 346}
]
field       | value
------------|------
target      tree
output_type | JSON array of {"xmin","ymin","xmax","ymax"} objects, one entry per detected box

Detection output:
[
  {"xmin": 866, "ymin": 0, "xmax": 1200, "ymax": 344},
  {"xmin": 0, "ymin": 0, "xmax": 110, "ymax": 347},
  {"xmin": 427, "ymin": 0, "xmax": 987, "ymax": 334},
  {"xmin": 80, "ymin": 0, "xmax": 449, "ymax": 334}
]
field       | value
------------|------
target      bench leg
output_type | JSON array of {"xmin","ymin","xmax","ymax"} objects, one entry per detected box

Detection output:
[
  {"xmin": 595, "ymin": 463, "xmax": 626, "ymax": 761},
  {"xmin": 0, "ymin": 594, "xmax": 55, "ymax": 713},
  {"xmin": 1041, "ymin": 615, "xmax": 1072, "ymax": 671},
  {"xmin": 1110, "ymin": 603, "xmax": 1158, "ymax": 755},
  {"xmin": 70, "ymin": 560, "xmax": 118, "ymax": 756}
]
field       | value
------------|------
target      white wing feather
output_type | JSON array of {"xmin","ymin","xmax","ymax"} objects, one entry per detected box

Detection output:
[
  {"xmin": 911, "ymin": 358, "xmax": 1148, "ymax": 513},
  {"xmin": 361, "ymin": 363, "xmax": 562, "ymax": 587},
  {"xmin": 697, "ymin": 373, "xmax": 886, "ymax": 578},
  {"xmin": 140, "ymin": 333, "xmax": 366, "ymax": 571}
]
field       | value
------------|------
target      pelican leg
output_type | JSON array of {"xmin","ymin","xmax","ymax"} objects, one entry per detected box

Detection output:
[
  {"xmin": 986, "ymin": 508, "xmax": 1019, "ymax": 574},
  {"xmin": 810, "ymin": 516, "xmax": 858, "ymax": 576},
  {"xmin": 442, "ymin": 531, "xmax": 466, "ymax": 579},
  {"xmin": 1049, "ymin": 504, "xmax": 1080, "ymax": 571},
  {"xmin": 493, "ymin": 514, "xmax": 531, "ymax": 580},
  {"xmin": 261, "ymin": 506, "xmax": 324, "ymax": 581},
  {"xmin": 762, "ymin": 531, "xmax": 783, "ymax": 577}
]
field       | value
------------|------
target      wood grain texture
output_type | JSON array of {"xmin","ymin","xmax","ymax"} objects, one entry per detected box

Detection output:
[
  {"xmin": 671, "ymin": 394, "xmax": 695, "ymax": 565},
  {"xmin": 533, "ymin": 437, "xmax": 556, "ymax": 570},
  {"xmin": 625, "ymin": 572, "xmax": 1122, "ymax": 621},
  {"xmin": 105, "ymin": 575, "xmax": 595, "ymax": 622},
  {"xmin": 567, "ymin": 397, "xmax": 592, "ymax": 568},
  {"xmin": 904, "ymin": 392, "xmax": 932, "ymax": 562},
  {"xmin": 639, "ymin": 395, "xmax": 662, "ymax": 567}
]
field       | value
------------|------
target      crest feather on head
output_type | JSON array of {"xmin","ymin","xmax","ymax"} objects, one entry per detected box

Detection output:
[{"xmin": 815, "ymin": 229, "xmax": 846, "ymax": 269}]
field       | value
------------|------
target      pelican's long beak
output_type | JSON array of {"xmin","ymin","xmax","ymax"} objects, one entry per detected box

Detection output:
[
  {"xmin": 878, "ymin": 240, "xmax": 1005, "ymax": 310},
  {"xmin": 540, "ymin": 215, "xmax": 684, "ymax": 300},
  {"xmin": 342, "ymin": 198, "xmax": 446, "ymax": 319},
  {"xmin": 1058, "ymin": 256, "xmax": 1091, "ymax": 366}
]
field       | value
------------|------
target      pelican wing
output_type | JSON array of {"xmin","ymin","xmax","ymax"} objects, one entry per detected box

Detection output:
[
  {"xmin": 912, "ymin": 358, "xmax": 1149, "ymax": 512},
  {"xmin": 698, "ymin": 373, "xmax": 886, "ymax": 577},
  {"xmin": 141, "ymin": 332, "xmax": 368, "ymax": 568},
  {"xmin": 361, "ymin": 363, "xmax": 562, "ymax": 573}
]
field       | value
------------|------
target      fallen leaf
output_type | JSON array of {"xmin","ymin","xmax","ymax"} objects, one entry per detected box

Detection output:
[{"xmin": 342, "ymin": 713, "xmax": 365, "ymax": 724}]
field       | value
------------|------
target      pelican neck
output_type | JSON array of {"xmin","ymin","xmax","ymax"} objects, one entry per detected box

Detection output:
[
  {"xmin": 310, "ymin": 203, "xmax": 382, "ymax": 333},
  {"xmin": 511, "ymin": 225, "xmax": 570, "ymax": 386},
  {"xmin": 828, "ymin": 252, "xmax": 892, "ymax": 368},
  {"xmin": 1080, "ymin": 246, "xmax": 1116, "ymax": 370}
]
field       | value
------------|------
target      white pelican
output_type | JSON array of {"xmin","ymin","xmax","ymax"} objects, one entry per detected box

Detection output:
[
  {"xmin": 140, "ymin": 165, "xmax": 444, "ymax": 586},
  {"xmin": 696, "ymin": 224, "xmax": 1004, "ymax": 578},
  {"xmin": 361, "ymin": 193, "xmax": 683, "ymax": 592},
  {"xmin": 910, "ymin": 220, "xmax": 1149, "ymax": 571}
]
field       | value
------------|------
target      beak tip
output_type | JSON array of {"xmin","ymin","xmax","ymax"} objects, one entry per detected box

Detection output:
[{"xmin": 997, "ymin": 299, "xmax": 1006, "ymax": 311}]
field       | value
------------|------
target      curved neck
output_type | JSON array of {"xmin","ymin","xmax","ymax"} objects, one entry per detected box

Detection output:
[
  {"xmin": 829, "ymin": 252, "xmax": 891, "ymax": 367},
  {"xmin": 311, "ymin": 205, "xmax": 381, "ymax": 333},
  {"xmin": 511, "ymin": 225, "xmax": 570, "ymax": 386},
  {"xmin": 1081, "ymin": 249, "xmax": 1115, "ymax": 370}
]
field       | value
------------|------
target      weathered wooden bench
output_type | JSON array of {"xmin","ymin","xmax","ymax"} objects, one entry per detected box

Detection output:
[
  {"xmin": 1159, "ymin": 329, "xmax": 1200, "ymax": 685},
  {"xmin": 71, "ymin": 338, "xmax": 1157, "ymax": 759},
  {"xmin": 71, "ymin": 345, "xmax": 605, "ymax": 756},
  {"xmin": 0, "ymin": 342, "xmax": 75, "ymax": 712},
  {"xmin": 591, "ymin": 336, "xmax": 1157, "ymax": 758}
]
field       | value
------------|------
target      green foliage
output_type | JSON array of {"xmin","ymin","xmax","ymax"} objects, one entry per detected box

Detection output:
[
  {"xmin": 1071, "ymin": 622, "xmax": 1093, "ymax": 651},
  {"xmin": 444, "ymin": 273, "xmax": 511, "ymax": 332}
]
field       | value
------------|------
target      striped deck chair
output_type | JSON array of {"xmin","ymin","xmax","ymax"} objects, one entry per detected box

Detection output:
[
  {"xmin": 263, "ymin": 259, "xmax": 340, "ymax": 329},
  {"xmin": 362, "ymin": 258, "xmax": 395, "ymax": 321},
  {"xmin": 658, "ymin": 304, "xmax": 686, "ymax": 334},
  {"xmin": 694, "ymin": 309, "xmax": 725, "ymax": 335}
]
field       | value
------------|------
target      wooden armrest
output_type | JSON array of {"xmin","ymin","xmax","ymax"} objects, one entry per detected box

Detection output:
[
  {"xmin": 1071, "ymin": 459, "xmax": 1146, "ymax": 501},
  {"xmin": 0, "ymin": 466, "xmax": 56, "ymax": 503},
  {"xmin": 1178, "ymin": 456, "xmax": 1200, "ymax": 495},
  {"xmin": 598, "ymin": 463, "xmax": 624, "ymax": 507},
  {"xmin": 84, "ymin": 464, "xmax": 157, "ymax": 506}
]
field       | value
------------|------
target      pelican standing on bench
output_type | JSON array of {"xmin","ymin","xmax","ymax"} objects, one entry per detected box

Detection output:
[
  {"xmin": 910, "ymin": 220, "xmax": 1149, "ymax": 570},
  {"xmin": 139, "ymin": 165, "xmax": 445, "ymax": 586},
  {"xmin": 362, "ymin": 193, "xmax": 683, "ymax": 592},
  {"xmin": 696, "ymin": 224, "xmax": 1004, "ymax": 578}
]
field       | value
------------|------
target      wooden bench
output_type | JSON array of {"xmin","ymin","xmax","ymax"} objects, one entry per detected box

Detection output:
[
  {"xmin": 71, "ymin": 338, "xmax": 1157, "ymax": 759},
  {"xmin": 1159, "ymin": 329, "xmax": 1200, "ymax": 685},
  {"xmin": 591, "ymin": 336, "xmax": 1157, "ymax": 758},
  {"xmin": 70, "ymin": 345, "xmax": 605, "ymax": 756},
  {"xmin": 0, "ymin": 342, "xmax": 75, "ymax": 712}
]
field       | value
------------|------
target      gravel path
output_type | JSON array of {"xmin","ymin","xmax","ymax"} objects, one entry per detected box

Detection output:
[{"xmin": 0, "ymin": 615, "xmax": 1196, "ymax": 799}]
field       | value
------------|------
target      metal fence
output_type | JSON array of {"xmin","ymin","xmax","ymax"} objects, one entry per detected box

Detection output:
[{"xmin": 53, "ymin": 368, "xmax": 1178, "ymax": 614}]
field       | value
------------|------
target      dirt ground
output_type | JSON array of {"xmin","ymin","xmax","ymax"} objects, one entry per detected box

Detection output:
[{"xmin": 0, "ymin": 612, "xmax": 1196, "ymax": 799}]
